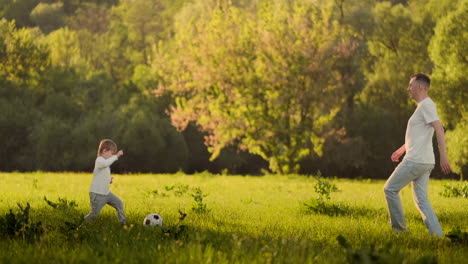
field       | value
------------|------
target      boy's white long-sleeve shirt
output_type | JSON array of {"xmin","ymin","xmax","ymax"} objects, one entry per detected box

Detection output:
[{"xmin": 89, "ymin": 155, "xmax": 118, "ymax": 195}]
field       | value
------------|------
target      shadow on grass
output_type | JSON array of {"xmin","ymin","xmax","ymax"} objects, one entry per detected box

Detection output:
[{"xmin": 303, "ymin": 199, "xmax": 386, "ymax": 218}]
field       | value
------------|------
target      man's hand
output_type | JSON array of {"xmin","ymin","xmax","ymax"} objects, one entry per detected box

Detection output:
[
  {"xmin": 440, "ymin": 156, "xmax": 451, "ymax": 175},
  {"xmin": 391, "ymin": 145, "xmax": 406, "ymax": 162},
  {"xmin": 431, "ymin": 120, "xmax": 451, "ymax": 175}
]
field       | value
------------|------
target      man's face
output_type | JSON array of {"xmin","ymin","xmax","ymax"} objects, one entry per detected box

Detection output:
[{"xmin": 407, "ymin": 78, "xmax": 420, "ymax": 99}]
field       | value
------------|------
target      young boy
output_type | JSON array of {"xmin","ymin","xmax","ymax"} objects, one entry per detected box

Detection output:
[{"xmin": 84, "ymin": 139, "xmax": 126, "ymax": 225}]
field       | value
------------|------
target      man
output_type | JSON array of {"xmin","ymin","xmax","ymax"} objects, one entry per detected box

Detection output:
[{"xmin": 384, "ymin": 73, "xmax": 451, "ymax": 237}]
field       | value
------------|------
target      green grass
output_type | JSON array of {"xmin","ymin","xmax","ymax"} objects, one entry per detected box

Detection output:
[{"xmin": 0, "ymin": 172, "xmax": 467, "ymax": 263}]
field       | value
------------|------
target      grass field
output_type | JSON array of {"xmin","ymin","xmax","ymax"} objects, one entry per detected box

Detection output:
[{"xmin": 0, "ymin": 172, "xmax": 467, "ymax": 263}]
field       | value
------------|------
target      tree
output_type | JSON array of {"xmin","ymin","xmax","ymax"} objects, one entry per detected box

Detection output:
[
  {"xmin": 0, "ymin": 19, "xmax": 49, "ymax": 170},
  {"xmin": 157, "ymin": 1, "xmax": 354, "ymax": 174},
  {"xmin": 352, "ymin": 1, "xmax": 436, "ymax": 177},
  {"xmin": 46, "ymin": 27, "xmax": 88, "ymax": 71},
  {"xmin": 429, "ymin": 0, "xmax": 468, "ymax": 179},
  {"xmin": 112, "ymin": 0, "xmax": 166, "ymax": 65},
  {"xmin": 30, "ymin": 2, "xmax": 66, "ymax": 34},
  {"xmin": 0, "ymin": 0, "xmax": 40, "ymax": 28}
]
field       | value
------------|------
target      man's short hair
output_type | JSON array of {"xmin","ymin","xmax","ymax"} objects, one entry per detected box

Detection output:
[{"xmin": 411, "ymin": 73, "xmax": 430, "ymax": 89}]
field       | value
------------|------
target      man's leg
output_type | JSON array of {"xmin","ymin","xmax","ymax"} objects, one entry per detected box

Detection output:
[
  {"xmin": 107, "ymin": 192, "xmax": 126, "ymax": 225},
  {"xmin": 84, "ymin": 192, "xmax": 107, "ymax": 221},
  {"xmin": 384, "ymin": 160, "xmax": 415, "ymax": 232},
  {"xmin": 411, "ymin": 164, "xmax": 443, "ymax": 237}
]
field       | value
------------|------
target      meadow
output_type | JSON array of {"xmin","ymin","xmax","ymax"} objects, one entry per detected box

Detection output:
[{"xmin": 0, "ymin": 172, "xmax": 467, "ymax": 263}]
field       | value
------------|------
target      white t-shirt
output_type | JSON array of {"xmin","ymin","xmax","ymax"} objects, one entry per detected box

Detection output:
[
  {"xmin": 404, "ymin": 97, "xmax": 439, "ymax": 164},
  {"xmin": 89, "ymin": 155, "xmax": 118, "ymax": 195}
]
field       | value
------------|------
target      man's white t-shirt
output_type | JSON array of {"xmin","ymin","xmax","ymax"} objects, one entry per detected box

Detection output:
[
  {"xmin": 404, "ymin": 97, "xmax": 439, "ymax": 164},
  {"xmin": 89, "ymin": 155, "xmax": 118, "ymax": 195}
]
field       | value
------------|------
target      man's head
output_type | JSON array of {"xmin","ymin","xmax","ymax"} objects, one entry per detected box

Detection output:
[{"xmin": 407, "ymin": 73, "xmax": 430, "ymax": 101}]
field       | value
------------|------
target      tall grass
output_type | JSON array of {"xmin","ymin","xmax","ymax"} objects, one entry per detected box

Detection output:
[{"xmin": 0, "ymin": 172, "xmax": 467, "ymax": 263}]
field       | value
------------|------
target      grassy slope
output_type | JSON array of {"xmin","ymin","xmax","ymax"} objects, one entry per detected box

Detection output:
[{"xmin": 0, "ymin": 172, "xmax": 467, "ymax": 263}]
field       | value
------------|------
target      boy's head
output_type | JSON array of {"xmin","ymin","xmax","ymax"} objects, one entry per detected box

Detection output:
[{"xmin": 98, "ymin": 139, "xmax": 117, "ymax": 156}]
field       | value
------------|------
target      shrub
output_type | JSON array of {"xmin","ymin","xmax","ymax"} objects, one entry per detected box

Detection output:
[
  {"xmin": 0, "ymin": 203, "xmax": 43, "ymax": 242},
  {"xmin": 439, "ymin": 182, "xmax": 468, "ymax": 198}
]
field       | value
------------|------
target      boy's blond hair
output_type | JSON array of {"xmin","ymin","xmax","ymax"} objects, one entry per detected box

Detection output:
[{"xmin": 97, "ymin": 139, "xmax": 117, "ymax": 156}]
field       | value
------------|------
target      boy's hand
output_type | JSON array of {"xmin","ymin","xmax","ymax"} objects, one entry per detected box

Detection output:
[{"xmin": 117, "ymin": 150, "xmax": 124, "ymax": 157}]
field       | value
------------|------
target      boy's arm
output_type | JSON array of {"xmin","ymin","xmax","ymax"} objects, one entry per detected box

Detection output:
[
  {"xmin": 95, "ymin": 155, "xmax": 119, "ymax": 169},
  {"xmin": 431, "ymin": 120, "xmax": 451, "ymax": 174}
]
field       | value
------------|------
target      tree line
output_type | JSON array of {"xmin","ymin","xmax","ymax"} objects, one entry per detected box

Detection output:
[{"xmin": 0, "ymin": 0, "xmax": 466, "ymax": 179}]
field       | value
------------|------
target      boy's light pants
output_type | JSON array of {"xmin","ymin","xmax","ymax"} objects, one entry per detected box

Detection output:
[
  {"xmin": 384, "ymin": 159, "xmax": 443, "ymax": 237},
  {"xmin": 84, "ymin": 192, "xmax": 126, "ymax": 225}
]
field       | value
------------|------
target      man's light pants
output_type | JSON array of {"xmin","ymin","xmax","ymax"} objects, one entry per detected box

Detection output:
[
  {"xmin": 384, "ymin": 159, "xmax": 443, "ymax": 236},
  {"xmin": 84, "ymin": 192, "xmax": 126, "ymax": 225}
]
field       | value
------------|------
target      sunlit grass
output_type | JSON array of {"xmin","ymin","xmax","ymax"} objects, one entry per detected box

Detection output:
[{"xmin": 0, "ymin": 172, "xmax": 467, "ymax": 263}]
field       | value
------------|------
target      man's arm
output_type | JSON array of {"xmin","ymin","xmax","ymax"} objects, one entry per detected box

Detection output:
[
  {"xmin": 391, "ymin": 144, "xmax": 406, "ymax": 162},
  {"xmin": 431, "ymin": 120, "xmax": 451, "ymax": 174}
]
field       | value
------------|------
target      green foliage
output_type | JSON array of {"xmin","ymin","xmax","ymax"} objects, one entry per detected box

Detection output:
[
  {"xmin": 0, "ymin": 203, "xmax": 43, "ymax": 242},
  {"xmin": 146, "ymin": 183, "xmax": 190, "ymax": 197},
  {"xmin": 44, "ymin": 196, "xmax": 78, "ymax": 209},
  {"xmin": 30, "ymin": 2, "xmax": 66, "ymax": 34},
  {"xmin": 159, "ymin": 0, "xmax": 355, "ymax": 174},
  {"xmin": 429, "ymin": 0, "xmax": 468, "ymax": 180},
  {"xmin": 161, "ymin": 209, "xmax": 188, "ymax": 240},
  {"xmin": 439, "ymin": 182, "xmax": 468, "ymax": 198},
  {"xmin": 0, "ymin": 0, "xmax": 466, "ymax": 178},
  {"xmin": 191, "ymin": 187, "xmax": 210, "ymax": 214},
  {"xmin": 429, "ymin": 0, "xmax": 468, "ymax": 128},
  {"xmin": 46, "ymin": 27, "xmax": 88, "ymax": 70},
  {"xmin": 314, "ymin": 177, "xmax": 339, "ymax": 200},
  {"xmin": 304, "ymin": 177, "xmax": 346, "ymax": 216},
  {"xmin": 446, "ymin": 228, "xmax": 468, "ymax": 244},
  {"xmin": 0, "ymin": 0, "xmax": 40, "ymax": 27},
  {"xmin": 165, "ymin": 183, "xmax": 190, "ymax": 196},
  {"xmin": 446, "ymin": 115, "xmax": 468, "ymax": 179}
]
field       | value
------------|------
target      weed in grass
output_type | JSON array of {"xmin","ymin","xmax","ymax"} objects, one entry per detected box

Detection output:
[
  {"xmin": 165, "ymin": 183, "xmax": 190, "ymax": 196},
  {"xmin": 439, "ymin": 182, "xmax": 468, "ymax": 198},
  {"xmin": 446, "ymin": 228, "xmax": 468, "ymax": 244},
  {"xmin": 162, "ymin": 210, "xmax": 189, "ymax": 240},
  {"xmin": 44, "ymin": 196, "xmax": 78, "ymax": 209},
  {"xmin": 191, "ymin": 187, "xmax": 210, "ymax": 214},
  {"xmin": 0, "ymin": 203, "xmax": 43, "ymax": 242},
  {"xmin": 32, "ymin": 178, "xmax": 38, "ymax": 189},
  {"xmin": 314, "ymin": 178, "xmax": 339, "ymax": 200},
  {"xmin": 146, "ymin": 189, "xmax": 169, "ymax": 197},
  {"xmin": 304, "ymin": 178, "xmax": 345, "ymax": 216}
]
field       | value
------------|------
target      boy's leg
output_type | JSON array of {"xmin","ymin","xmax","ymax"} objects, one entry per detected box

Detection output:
[
  {"xmin": 384, "ymin": 160, "xmax": 416, "ymax": 232},
  {"xmin": 411, "ymin": 164, "xmax": 443, "ymax": 237},
  {"xmin": 106, "ymin": 192, "xmax": 126, "ymax": 225},
  {"xmin": 84, "ymin": 192, "xmax": 107, "ymax": 221}
]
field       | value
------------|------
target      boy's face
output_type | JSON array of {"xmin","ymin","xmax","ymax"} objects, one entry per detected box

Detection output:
[{"xmin": 101, "ymin": 148, "xmax": 116, "ymax": 159}]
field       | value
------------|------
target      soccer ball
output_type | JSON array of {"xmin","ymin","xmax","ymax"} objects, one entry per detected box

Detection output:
[{"xmin": 143, "ymin": 213, "xmax": 163, "ymax": 226}]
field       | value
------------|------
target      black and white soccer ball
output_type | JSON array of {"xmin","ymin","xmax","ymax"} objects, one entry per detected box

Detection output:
[{"xmin": 143, "ymin": 213, "xmax": 163, "ymax": 226}]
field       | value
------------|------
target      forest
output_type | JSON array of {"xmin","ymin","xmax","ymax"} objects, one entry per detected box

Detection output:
[{"xmin": 0, "ymin": 0, "xmax": 466, "ymax": 179}]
